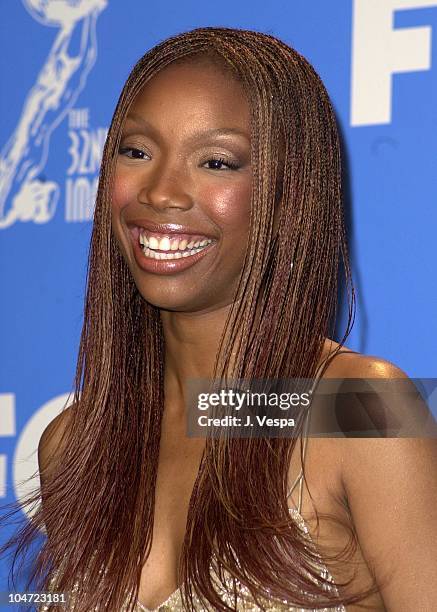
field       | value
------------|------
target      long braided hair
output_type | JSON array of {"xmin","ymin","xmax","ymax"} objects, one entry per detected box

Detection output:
[{"xmin": 0, "ymin": 27, "xmax": 379, "ymax": 610}]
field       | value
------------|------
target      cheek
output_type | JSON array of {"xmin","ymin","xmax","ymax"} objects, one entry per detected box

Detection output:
[
  {"xmin": 112, "ymin": 170, "xmax": 134, "ymax": 212},
  {"xmin": 111, "ymin": 171, "xmax": 135, "ymax": 254},
  {"xmin": 201, "ymin": 181, "xmax": 252, "ymax": 234}
]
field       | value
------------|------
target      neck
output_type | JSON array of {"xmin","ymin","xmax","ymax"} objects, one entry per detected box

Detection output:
[{"xmin": 160, "ymin": 304, "xmax": 234, "ymax": 403}]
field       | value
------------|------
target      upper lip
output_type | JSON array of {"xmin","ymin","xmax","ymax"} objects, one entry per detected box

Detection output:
[{"xmin": 127, "ymin": 218, "xmax": 217, "ymax": 238}]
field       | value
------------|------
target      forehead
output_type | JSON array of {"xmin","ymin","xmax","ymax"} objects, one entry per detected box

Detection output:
[{"xmin": 126, "ymin": 61, "xmax": 251, "ymax": 132}]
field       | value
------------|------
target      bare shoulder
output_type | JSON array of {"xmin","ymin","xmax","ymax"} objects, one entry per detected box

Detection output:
[
  {"xmin": 334, "ymin": 351, "xmax": 408, "ymax": 379},
  {"xmin": 320, "ymin": 337, "xmax": 409, "ymax": 379},
  {"xmin": 291, "ymin": 341, "xmax": 413, "ymax": 505},
  {"xmin": 294, "ymin": 343, "xmax": 437, "ymax": 609},
  {"xmin": 38, "ymin": 402, "xmax": 76, "ymax": 482},
  {"xmin": 315, "ymin": 341, "xmax": 415, "ymax": 466},
  {"xmin": 325, "ymin": 352, "xmax": 437, "ymax": 609}
]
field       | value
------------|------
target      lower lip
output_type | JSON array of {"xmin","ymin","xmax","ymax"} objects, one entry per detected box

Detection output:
[{"xmin": 131, "ymin": 235, "xmax": 217, "ymax": 275}]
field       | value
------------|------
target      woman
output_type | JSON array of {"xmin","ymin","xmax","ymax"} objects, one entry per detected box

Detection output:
[{"xmin": 2, "ymin": 26, "xmax": 436, "ymax": 611}]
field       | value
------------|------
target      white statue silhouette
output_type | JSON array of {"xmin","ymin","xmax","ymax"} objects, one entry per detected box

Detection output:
[{"xmin": 0, "ymin": 0, "xmax": 107, "ymax": 229}]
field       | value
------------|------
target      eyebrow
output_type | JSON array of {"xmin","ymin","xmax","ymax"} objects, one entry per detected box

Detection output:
[{"xmin": 124, "ymin": 112, "xmax": 250, "ymax": 143}]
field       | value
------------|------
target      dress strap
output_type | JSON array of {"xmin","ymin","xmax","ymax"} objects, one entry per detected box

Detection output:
[{"xmin": 286, "ymin": 348, "xmax": 357, "ymax": 513}]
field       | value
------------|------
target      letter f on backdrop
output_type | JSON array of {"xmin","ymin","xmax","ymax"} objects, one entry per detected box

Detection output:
[{"xmin": 351, "ymin": 0, "xmax": 437, "ymax": 126}]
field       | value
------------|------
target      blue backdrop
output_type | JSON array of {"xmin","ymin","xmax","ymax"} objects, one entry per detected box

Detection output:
[{"xmin": 1, "ymin": 1, "xmax": 436, "ymax": 605}]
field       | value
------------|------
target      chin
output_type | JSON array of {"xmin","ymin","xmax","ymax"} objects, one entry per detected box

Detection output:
[
  {"xmin": 134, "ymin": 284, "xmax": 213, "ymax": 314},
  {"xmin": 141, "ymin": 287, "xmax": 236, "ymax": 316}
]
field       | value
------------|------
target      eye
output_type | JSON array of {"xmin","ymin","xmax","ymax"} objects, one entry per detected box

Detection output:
[
  {"xmin": 203, "ymin": 157, "xmax": 240, "ymax": 171},
  {"xmin": 118, "ymin": 146, "xmax": 149, "ymax": 160}
]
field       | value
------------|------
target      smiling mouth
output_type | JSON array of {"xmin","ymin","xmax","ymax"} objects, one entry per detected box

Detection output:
[{"xmin": 138, "ymin": 228, "xmax": 215, "ymax": 260}]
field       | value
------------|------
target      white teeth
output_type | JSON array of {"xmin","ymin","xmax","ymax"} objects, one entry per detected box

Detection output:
[
  {"xmin": 141, "ymin": 243, "xmax": 212, "ymax": 260},
  {"xmin": 159, "ymin": 237, "xmax": 171, "ymax": 251},
  {"xmin": 138, "ymin": 229, "xmax": 213, "ymax": 255}
]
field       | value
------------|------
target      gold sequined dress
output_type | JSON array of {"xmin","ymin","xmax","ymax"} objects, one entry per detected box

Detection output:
[{"xmin": 133, "ymin": 512, "xmax": 345, "ymax": 612}]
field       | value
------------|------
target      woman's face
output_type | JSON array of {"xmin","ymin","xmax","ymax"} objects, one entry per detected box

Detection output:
[{"xmin": 111, "ymin": 60, "xmax": 252, "ymax": 313}]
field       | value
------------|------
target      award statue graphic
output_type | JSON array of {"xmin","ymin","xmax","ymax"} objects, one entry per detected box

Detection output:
[{"xmin": 0, "ymin": 0, "xmax": 107, "ymax": 229}]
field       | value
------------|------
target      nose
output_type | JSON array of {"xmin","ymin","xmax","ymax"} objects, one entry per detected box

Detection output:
[{"xmin": 136, "ymin": 161, "xmax": 194, "ymax": 214}]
